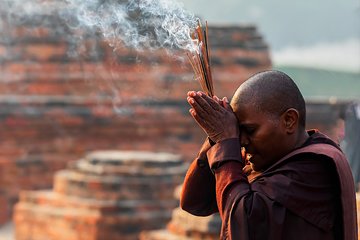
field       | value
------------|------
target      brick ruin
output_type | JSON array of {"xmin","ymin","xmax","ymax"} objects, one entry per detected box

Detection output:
[
  {"xmin": 0, "ymin": 7, "xmax": 348, "ymax": 238},
  {"xmin": 14, "ymin": 151, "xmax": 187, "ymax": 240},
  {"xmin": 140, "ymin": 185, "xmax": 221, "ymax": 240},
  {"xmin": 0, "ymin": 11, "xmax": 273, "ymax": 225}
]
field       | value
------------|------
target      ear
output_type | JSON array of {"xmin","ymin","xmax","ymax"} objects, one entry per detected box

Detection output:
[{"xmin": 281, "ymin": 108, "xmax": 299, "ymax": 134}]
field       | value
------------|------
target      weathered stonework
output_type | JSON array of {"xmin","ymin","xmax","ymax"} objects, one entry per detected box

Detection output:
[
  {"xmin": 141, "ymin": 209, "xmax": 221, "ymax": 240},
  {"xmin": 140, "ymin": 186, "xmax": 221, "ymax": 240},
  {"xmin": 14, "ymin": 151, "xmax": 187, "ymax": 240},
  {"xmin": 0, "ymin": 11, "xmax": 272, "ymax": 224}
]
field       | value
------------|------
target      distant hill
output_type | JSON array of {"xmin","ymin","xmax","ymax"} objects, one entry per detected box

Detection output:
[{"xmin": 273, "ymin": 65, "xmax": 360, "ymax": 101}]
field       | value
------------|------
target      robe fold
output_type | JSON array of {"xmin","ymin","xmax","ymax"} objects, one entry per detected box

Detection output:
[{"xmin": 180, "ymin": 130, "xmax": 357, "ymax": 240}]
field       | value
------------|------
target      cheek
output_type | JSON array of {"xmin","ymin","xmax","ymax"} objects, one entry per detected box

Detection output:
[
  {"xmin": 252, "ymin": 129, "xmax": 281, "ymax": 160},
  {"xmin": 251, "ymin": 132, "xmax": 273, "ymax": 152}
]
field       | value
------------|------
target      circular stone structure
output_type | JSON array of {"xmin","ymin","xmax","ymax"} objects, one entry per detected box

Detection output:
[
  {"xmin": 140, "ymin": 185, "xmax": 221, "ymax": 240},
  {"xmin": 14, "ymin": 151, "xmax": 188, "ymax": 240}
]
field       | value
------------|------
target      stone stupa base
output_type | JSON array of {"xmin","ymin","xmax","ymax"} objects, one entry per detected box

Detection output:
[{"xmin": 14, "ymin": 151, "xmax": 187, "ymax": 240}]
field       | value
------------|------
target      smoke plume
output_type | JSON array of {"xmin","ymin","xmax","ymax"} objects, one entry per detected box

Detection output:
[{"xmin": 1, "ymin": 0, "xmax": 199, "ymax": 53}]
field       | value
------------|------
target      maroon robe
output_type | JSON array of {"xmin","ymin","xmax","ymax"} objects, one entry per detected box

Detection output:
[{"xmin": 180, "ymin": 130, "xmax": 357, "ymax": 240}]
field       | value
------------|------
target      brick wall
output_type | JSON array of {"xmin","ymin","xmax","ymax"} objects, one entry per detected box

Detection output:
[
  {"xmin": 0, "ymin": 9, "xmax": 348, "ymax": 229},
  {"xmin": 0, "ymin": 13, "xmax": 272, "ymax": 225}
]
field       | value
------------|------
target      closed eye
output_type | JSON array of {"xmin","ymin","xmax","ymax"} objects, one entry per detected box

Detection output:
[
  {"xmin": 241, "ymin": 125, "xmax": 257, "ymax": 136},
  {"xmin": 245, "ymin": 127, "xmax": 256, "ymax": 135}
]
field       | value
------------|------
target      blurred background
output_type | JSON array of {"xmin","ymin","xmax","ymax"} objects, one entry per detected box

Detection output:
[
  {"xmin": 181, "ymin": 0, "xmax": 360, "ymax": 99},
  {"xmin": 0, "ymin": 0, "xmax": 359, "ymax": 239}
]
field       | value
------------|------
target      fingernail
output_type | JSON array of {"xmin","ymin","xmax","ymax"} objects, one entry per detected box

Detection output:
[
  {"xmin": 214, "ymin": 96, "xmax": 219, "ymax": 101},
  {"xmin": 224, "ymin": 97, "xmax": 229, "ymax": 103},
  {"xmin": 197, "ymin": 91, "xmax": 203, "ymax": 97}
]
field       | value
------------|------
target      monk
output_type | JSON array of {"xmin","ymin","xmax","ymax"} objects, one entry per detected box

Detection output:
[{"xmin": 181, "ymin": 70, "xmax": 357, "ymax": 240}]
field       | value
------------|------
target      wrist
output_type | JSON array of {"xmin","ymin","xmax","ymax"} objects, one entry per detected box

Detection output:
[{"xmin": 207, "ymin": 138, "xmax": 243, "ymax": 170}]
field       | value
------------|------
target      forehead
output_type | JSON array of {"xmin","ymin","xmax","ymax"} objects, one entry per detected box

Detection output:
[{"xmin": 232, "ymin": 102, "xmax": 272, "ymax": 125}]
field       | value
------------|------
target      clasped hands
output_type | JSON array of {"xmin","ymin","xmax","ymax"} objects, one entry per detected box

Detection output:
[{"xmin": 187, "ymin": 91, "xmax": 239, "ymax": 143}]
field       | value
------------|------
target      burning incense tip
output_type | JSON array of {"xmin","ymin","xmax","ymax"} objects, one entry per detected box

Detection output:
[{"xmin": 187, "ymin": 19, "xmax": 214, "ymax": 97}]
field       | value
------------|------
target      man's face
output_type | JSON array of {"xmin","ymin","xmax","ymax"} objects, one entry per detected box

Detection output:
[{"xmin": 232, "ymin": 102, "xmax": 288, "ymax": 172}]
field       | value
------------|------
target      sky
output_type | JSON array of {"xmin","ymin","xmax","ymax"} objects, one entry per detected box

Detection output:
[{"xmin": 179, "ymin": 0, "xmax": 360, "ymax": 72}]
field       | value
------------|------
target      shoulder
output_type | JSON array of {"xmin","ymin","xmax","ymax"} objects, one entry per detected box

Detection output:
[
  {"xmin": 255, "ymin": 150, "xmax": 338, "ymax": 185},
  {"xmin": 287, "ymin": 142, "xmax": 351, "ymax": 183},
  {"xmin": 256, "ymin": 142, "xmax": 340, "ymax": 178},
  {"xmin": 263, "ymin": 135, "xmax": 347, "ymax": 178},
  {"xmin": 274, "ymin": 152, "xmax": 339, "ymax": 187},
  {"xmin": 250, "ymin": 147, "xmax": 341, "ymax": 231},
  {"xmin": 298, "ymin": 130, "xmax": 345, "ymax": 162},
  {"xmin": 250, "ymin": 141, "xmax": 344, "ymax": 201}
]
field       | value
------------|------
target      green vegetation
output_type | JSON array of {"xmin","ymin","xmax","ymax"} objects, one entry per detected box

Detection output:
[{"xmin": 274, "ymin": 65, "xmax": 360, "ymax": 101}]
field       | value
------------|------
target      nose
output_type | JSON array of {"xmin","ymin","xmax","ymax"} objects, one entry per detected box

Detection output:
[{"xmin": 240, "ymin": 133, "xmax": 249, "ymax": 147}]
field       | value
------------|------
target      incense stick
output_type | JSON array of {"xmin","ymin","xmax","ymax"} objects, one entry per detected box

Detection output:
[{"xmin": 188, "ymin": 20, "xmax": 214, "ymax": 97}]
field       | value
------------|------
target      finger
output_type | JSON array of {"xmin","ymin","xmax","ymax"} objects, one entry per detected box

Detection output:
[
  {"xmin": 222, "ymin": 97, "xmax": 233, "ymax": 111},
  {"xmin": 213, "ymin": 95, "xmax": 227, "ymax": 109},
  {"xmin": 189, "ymin": 108, "xmax": 196, "ymax": 118},
  {"xmin": 218, "ymin": 99, "xmax": 224, "ymax": 108},
  {"xmin": 187, "ymin": 96, "xmax": 211, "ymax": 120},
  {"xmin": 187, "ymin": 91, "xmax": 197, "ymax": 98},
  {"xmin": 196, "ymin": 92, "xmax": 223, "ymax": 112},
  {"xmin": 191, "ymin": 92, "xmax": 215, "ymax": 115},
  {"xmin": 187, "ymin": 96, "xmax": 193, "ymax": 106},
  {"xmin": 188, "ymin": 97, "xmax": 220, "ymax": 130},
  {"xmin": 213, "ymin": 95, "xmax": 221, "ymax": 103},
  {"xmin": 189, "ymin": 108, "xmax": 210, "ymax": 133},
  {"xmin": 220, "ymin": 97, "xmax": 226, "ymax": 108}
]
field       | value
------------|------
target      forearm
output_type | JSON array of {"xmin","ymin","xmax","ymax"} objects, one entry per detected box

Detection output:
[
  {"xmin": 180, "ymin": 138, "xmax": 218, "ymax": 216},
  {"xmin": 207, "ymin": 138, "xmax": 251, "ymax": 218}
]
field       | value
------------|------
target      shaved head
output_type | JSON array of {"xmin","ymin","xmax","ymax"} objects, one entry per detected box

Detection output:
[{"xmin": 231, "ymin": 70, "xmax": 306, "ymax": 128}]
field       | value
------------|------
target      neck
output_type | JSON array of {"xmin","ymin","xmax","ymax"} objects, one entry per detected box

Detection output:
[{"xmin": 294, "ymin": 129, "xmax": 309, "ymax": 149}]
